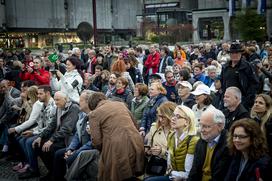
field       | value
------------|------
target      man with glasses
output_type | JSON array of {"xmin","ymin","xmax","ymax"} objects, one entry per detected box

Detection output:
[{"xmin": 188, "ymin": 108, "xmax": 231, "ymax": 181}]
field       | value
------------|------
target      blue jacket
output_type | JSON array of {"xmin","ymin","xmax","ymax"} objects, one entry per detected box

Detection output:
[
  {"xmin": 194, "ymin": 73, "xmax": 206, "ymax": 83},
  {"xmin": 140, "ymin": 94, "xmax": 168, "ymax": 133}
]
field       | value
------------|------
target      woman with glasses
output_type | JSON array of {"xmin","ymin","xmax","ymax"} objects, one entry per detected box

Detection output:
[
  {"xmin": 145, "ymin": 105, "xmax": 199, "ymax": 181},
  {"xmin": 225, "ymin": 119, "xmax": 272, "ymax": 181}
]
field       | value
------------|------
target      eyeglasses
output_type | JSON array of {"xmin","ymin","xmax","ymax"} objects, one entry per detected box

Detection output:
[
  {"xmin": 171, "ymin": 114, "xmax": 187, "ymax": 120},
  {"xmin": 199, "ymin": 123, "xmax": 216, "ymax": 130},
  {"xmin": 232, "ymin": 134, "xmax": 249, "ymax": 140}
]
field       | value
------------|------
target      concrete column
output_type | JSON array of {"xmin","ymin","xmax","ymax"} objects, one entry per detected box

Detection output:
[
  {"xmin": 193, "ymin": 14, "xmax": 200, "ymax": 43},
  {"xmin": 222, "ymin": 14, "xmax": 230, "ymax": 41}
]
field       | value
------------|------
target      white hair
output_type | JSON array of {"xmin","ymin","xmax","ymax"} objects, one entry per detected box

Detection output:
[
  {"xmin": 207, "ymin": 65, "xmax": 217, "ymax": 72},
  {"xmin": 55, "ymin": 91, "xmax": 69, "ymax": 101},
  {"xmin": 72, "ymin": 47, "xmax": 80, "ymax": 55},
  {"xmin": 226, "ymin": 86, "xmax": 242, "ymax": 101},
  {"xmin": 212, "ymin": 109, "xmax": 225, "ymax": 127}
]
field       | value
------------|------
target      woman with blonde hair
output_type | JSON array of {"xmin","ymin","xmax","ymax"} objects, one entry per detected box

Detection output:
[{"xmin": 145, "ymin": 105, "xmax": 199, "ymax": 181}]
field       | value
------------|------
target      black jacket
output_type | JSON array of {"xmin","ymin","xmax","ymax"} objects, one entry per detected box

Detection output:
[
  {"xmin": 176, "ymin": 94, "xmax": 195, "ymax": 109},
  {"xmin": 221, "ymin": 59, "xmax": 259, "ymax": 110},
  {"xmin": 188, "ymin": 130, "xmax": 231, "ymax": 181},
  {"xmin": 224, "ymin": 154, "xmax": 272, "ymax": 181},
  {"xmin": 223, "ymin": 104, "xmax": 249, "ymax": 130}
]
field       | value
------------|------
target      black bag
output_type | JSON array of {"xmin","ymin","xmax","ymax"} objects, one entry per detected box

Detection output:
[{"xmin": 145, "ymin": 128, "xmax": 167, "ymax": 176}]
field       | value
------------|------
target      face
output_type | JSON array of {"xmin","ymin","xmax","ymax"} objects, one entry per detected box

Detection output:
[
  {"xmin": 230, "ymin": 52, "xmax": 242, "ymax": 63},
  {"xmin": 157, "ymin": 112, "xmax": 169, "ymax": 127},
  {"xmin": 173, "ymin": 65, "xmax": 180, "ymax": 73},
  {"xmin": 252, "ymin": 96, "xmax": 267, "ymax": 114},
  {"xmin": 54, "ymin": 93, "xmax": 66, "ymax": 108},
  {"xmin": 37, "ymin": 89, "xmax": 47, "ymax": 102},
  {"xmin": 33, "ymin": 58, "xmax": 41, "ymax": 70},
  {"xmin": 66, "ymin": 60, "xmax": 76, "ymax": 72},
  {"xmin": 224, "ymin": 90, "xmax": 238, "ymax": 108},
  {"xmin": 79, "ymin": 93, "xmax": 89, "ymax": 112},
  {"xmin": 0, "ymin": 81, "xmax": 8, "ymax": 93},
  {"xmin": 97, "ymin": 56, "xmax": 103, "ymax": 64},
  {"xmin": 232, "ymin": 127, "xmax": 251, "ymax": 152},
  {"xmin": 115, "ymin": 80, "xmax": 125, "ymax": 90},
  {"xmin": 160, "ymin": 49, "xmax": 166, "ymax": 56},
  {"xmin": 150, "ymin": 46, "xmax": 155, "ymax": 54},
  {"xmin": 0, "ymin": 59, "xmax": 4, "ymax": 67},
  {"xmin": 178, "ymin": 86, "xmax": 190, "ymax": 97},
  {"xmin": 125, "ymin": 62, "xmax": 131, "ymax": 69},
  {"xmin": 195, "ymin": 94, "xmax": 207, "ymax": 105},
  {"xmin": 149, "ymin": 84, "xmax": 160, "ymax": 97},
  {"xmin": 171, "ymin": 109, "xmax": 188, "ymax": 130},
  {"xmin": 109, "ymin": 74, "xmax": 117, "ymax": 85},
  {"xmin": 95, "ymin": 69, "xmax": 102, "ymax": 76},
  {"xmin": 134, "ymin": 87, "xmax": 140, "ymax": 97},
  {"xmin": 199, "ymin": 113, "xmax": 222, "ymax": 141},
  {"xmin": 166, "ymin": 72, "xmax": 175, "ymax": 84},
  {"xmin": 194, "ymin": 67, "xmax": 201, "ymax": 76},
  {"xmin": 208, "ymin": 70, "xmax": 216, "ymax": 79}
]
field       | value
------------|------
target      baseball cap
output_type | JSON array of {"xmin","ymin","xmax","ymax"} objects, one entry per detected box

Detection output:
[
  {"xmin": 191, "ymin": 84, "xmax": 210, "ymax": 96},
  {"xmin": 176, "ymin": 81, "xmax": 192, "ymax": 91}
]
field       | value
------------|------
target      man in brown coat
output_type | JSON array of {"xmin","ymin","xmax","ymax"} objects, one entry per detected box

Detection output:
[{"xmin": 88, "ymin": 92, "xmax": 144, "ymax": 181}]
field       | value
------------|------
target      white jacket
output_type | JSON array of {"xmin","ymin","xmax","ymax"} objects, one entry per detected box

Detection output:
[{"xmin": 51, "ymin": 70, "xmax": 83, "ymax": 103}]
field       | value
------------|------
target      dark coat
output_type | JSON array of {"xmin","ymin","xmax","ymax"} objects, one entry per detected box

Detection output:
[
  {"xmin": 140, "ymin": 94, "xmax": 168, "ymax": 133},
  {"xmin": 224, "ymin": 154, "xmax": 272, "ymax": 181},
  {"xmin": 223, "ymin": 104, "xmax": 249, "ymax": 130},
  {"xmin": 110, "ymin": 88, "xmax": 133, "ymax": 109},
  {"xmin": 176, "ymin": 94, "xmax": 195, "ymax": 109},
  {"xmin": 188, "ymin": 130, "xmax": 231, "ymax": 181},
  {"xmin": 265, "ymin": 116, "xmax": 272, "ymax": 156},
  {"xmin": 221, "ymin": 59, "xmax": 259, "ymax": 110}
]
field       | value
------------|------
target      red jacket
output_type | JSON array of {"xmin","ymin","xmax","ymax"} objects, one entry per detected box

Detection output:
[
  {"xmin": 20, "ymin": 68, "xmax": 50, "ymax": 85},
  {"xmin": 144, "ymin": 52, "xmax": 160, "ymax": 75}
]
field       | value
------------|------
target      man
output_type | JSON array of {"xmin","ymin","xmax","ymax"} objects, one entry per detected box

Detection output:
[
  {"xmin": 20, "ymin": 56, "xmax": 50, "ymax": 85},
  {"xmin": 88, "ymin": 65, "xmax": 103, "ymax": 91},
  {"xmin": 162, "ymin": 70, "xmax": 177, "ymax": 102},
  {"xmin": 221, "ymin": 42, "xmax": 259, "ymax": 110},
  {"xmin": 52, "ymin": 90, "xmax": 94, "ymax": 181},
  {"xmin": 103, "ymin": 45, "xmax": 113, "ymax": 71},
  {"xmin": 175, "ymin": 81, "xmax": 195, "ymax": 108},
  {"xmin": 103, "ymin": 72, "xmax": 119, "ymax": 97},
  {"xmin": 32, "ymin": 91, "xmax": 79, "ymax": 180},
  {"xmin": 16, "ymin": 85, "xmax": 56, "ymax": 179},
  {"xmin": 85, "ymin": 49, "xmax": 96, "ymax": 74},
  {"xmin": 158, "ymin": 46, "xmax": 173, "ymax": 73},
  {"xmin": 188, "ymin": 109, "xmax": 231, "ymax": 181},
  {"xmin": 223, "ymin": 87, "xmax": 249, "ymax": 130}
]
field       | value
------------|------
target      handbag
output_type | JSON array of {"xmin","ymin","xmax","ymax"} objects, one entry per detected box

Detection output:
[{"xmin": 145, "ymin": 128, "xmax": 167, "ymax": 176}]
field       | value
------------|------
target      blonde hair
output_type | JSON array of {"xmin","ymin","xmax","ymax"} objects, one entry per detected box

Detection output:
[
  {"xmin": 176, "ymin": 105, "xmax": 197, "ymax": 135},
  {"xmin": 27, "ymin": 86, "xmax": 38, "ymax": 104},
  {"xmin": 157, "ymin": 101, "xmax": 177, "ymax": 128},
  {"xmin": 151, "ymin": 82, "xmax": 167, "ymax": 95}
]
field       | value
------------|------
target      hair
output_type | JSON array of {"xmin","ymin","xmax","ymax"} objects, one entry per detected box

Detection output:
[
  {"xmin": 194, "ymin": 63, "xmax": 203, "ymax": 71},
  {"xmin": 207, "ymin": 65, "xmax": 217, "ymax": 72},
  {"xmin": 179, "ymin": 69, "xmax": 191, "ymax": 81},
  {"xmin": 88, "ymin": 92, "xmax": 107, "ymax": 111},
  {"xmin": 126, "ymin": 55, "xmax": 138, "ymax": 67},
  {"xmin": 227, "ymin": 118, "xmax": 268, "ymax": 160},
  {"xmin": 136, "ymin": 47, "xmax": 143, "ymax": 53},
  {"xmin": 81, "ymin": 90, "xmax": 95, "ymax": 103},
  {"xmin": 164, "ymin": 70, "xmax": 173, "ymax": 78},
  {"xmin": 226, "ymin": 87, "xmax": 242, "ymax": 101},
  {"xmin": 203, "ymin": 95, "xmax": 213, "ymax": 106},
  {"xmin": 161, "ymin": 46, "xmax": 170, "ymax": 55},
  {"xmin": 135, "ymin": 83, "xmax": 148, "ymax": 96},
  {"xmin": 27, "ymin": 85, "xmax": 38, "ymax": 104},
  {"xmin": 101, "ymin": 70, "xmax": 111, "ymax": 81},
  {"xmin": 38, "ymin": 85, "xmax": 52, "ymax": 95},
  {"xmin": 151, "ymin": 82, "xmax": 167, "ymax": 95},
  {"xmin": 21, "ymin": 80, "xmax": 36, "ymax": 88},
  {"xmin": 117, "ymin": 77, "xmax": 129, "ymax": 88},
  {"xmin": 111, "ymin": 59, "xmax": 126, "ymax": 73},
  {"xmin": 176, "ymin": 105, "xmax": 197, "ymax": 135},
  {"xmin": 66, "ymin": 56, "xmax": 84, "ymax": 79},
  {"xmin": 212, "ymin": 108, "xmax": 226, "ymax": 127},
  {"xmin": 251, "ymin": 94, "xmax": 272, "ymax": 132},
  {"xmin": 156, "ymin": 101, "xmax": 177, "ymax": 128},
  {"xmin": 55, "ymin": 91, "xmax": 69, "ymax": 101},
  {"xmin": 95, "ymin": 65, "xmax": 103, "ymax": 71}
]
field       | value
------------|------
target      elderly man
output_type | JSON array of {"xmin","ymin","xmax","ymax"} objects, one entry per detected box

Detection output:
[
  {"xmin": 188, "ymin": 108, "xmax": 231, "ymax": 181},
  {"xmin": 34, "ymin": 91, "xmax": 80, "ymax": 181},
  {"xmin": 223, "ymin": 87, "xmax": 249, "ymax": 130}
]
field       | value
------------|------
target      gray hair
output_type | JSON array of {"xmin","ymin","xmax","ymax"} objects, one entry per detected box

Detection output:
[
  {"xmin": 212, "ymin": 108, "xmax": 225, "ymax": 127},
  {"xmin": 81, "ymin": 90, "xmax": 95, "ymax": 103},
  {"xmin": 226, "ymin": 86, "xmax": 242, "ymax": 101},
  {"xmin": 207, "ymin": 65, "xmax": 217, "ymax": 72},
  {"xmin": 55, "ymin": 91, "xmax": 69, "ymax": 101}
]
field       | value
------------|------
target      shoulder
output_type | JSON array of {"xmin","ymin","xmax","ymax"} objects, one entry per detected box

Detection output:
[{"xmin": 187, "ymin": 135, "xmax": 200, "ymax": 154}]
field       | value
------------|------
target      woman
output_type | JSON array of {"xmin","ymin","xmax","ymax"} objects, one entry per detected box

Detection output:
[
  {"xmin": 191, "ymin": 84, "xmax": 215, "ymax": 129},
  {"xmin": 145, "ymin": 105, "xmax": 199, "ymax": 181},
  {"xmin": 139, "ymin": 82, "xmax": 168, "ymax": 136},
  {"xmin": 100, "ymin": 69, "xmax": 110, "ymax": 91},
  {"xmin": 110, "ymin": 77, "xmax": 133, "ymax": 108},
  {"xmin": 131, "ymin": 83, "xmax": 150, "ymax": 126},
  {"xmin": 88, "ymin": 92, "xmax": 144, "ymax": 181},
  {"xmin": 50, "ymin": 56, "xmax": 83, "ymax": 103},
  {"xmin": 251, "ymin": 94, "xmax": 272, "ymax": 155},
  {"xmin": 145, "ymin": 101, "xmax": 177, "ymax": 160},
  {"xmin": 125, "ymin": 55, "xmax": 143, "ymax": 84},
  {"xmin": 225, "ymin": 119, "xmax": 272, "ymax": 181}
]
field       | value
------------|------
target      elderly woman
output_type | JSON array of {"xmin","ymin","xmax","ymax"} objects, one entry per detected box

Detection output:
[
  {"xmin": 251, "ymin": 94, "xmax": 272, "ymax": 155},
  {"xmin": 50, "ymin": 56, "xmax": 83, "ymax": 103},
  {"xmin": 131, "ymin": 83, "xmax": 150, "ymax": 126},
  {"xmin": 139, "ymin": 82, "xmax": 168, "ymax": 136},
  {"xmin": 225, "ymin": 119, "xmax": 272, "ymax": 181},
  {"xmin": 88, "ymin": 92, "xmax": 144, "ymax": 181},
  {"xmin": 145, "ymin": 105, "xmax": 199, "ymax": 181}
]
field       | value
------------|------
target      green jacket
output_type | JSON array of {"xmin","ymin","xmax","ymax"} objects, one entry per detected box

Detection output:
[{"xmin": 130, "ymin": 96, "xmax": 149, "ymax": 126}]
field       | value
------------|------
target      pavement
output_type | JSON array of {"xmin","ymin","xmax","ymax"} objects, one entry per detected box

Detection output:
[{"xmin": 0, "ymin": 157, "xmax": 48, "ymax": 181}]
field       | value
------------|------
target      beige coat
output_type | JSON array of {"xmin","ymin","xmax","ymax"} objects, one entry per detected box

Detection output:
[{"xmin": 89, "ymin": 100, "xmax": 144, "ymax": 181}]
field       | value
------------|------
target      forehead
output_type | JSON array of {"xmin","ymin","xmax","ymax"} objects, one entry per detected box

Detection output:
[
  {"xmin": 200, "ymin": 113, "xmax": 213, "ymax": 124},
  {"xmin": 256, "ymin": 96, "xmax": 265, "ymax": 102},
  {"xmin": 234, "ymin": 126, "xmax": 246, "ymax": 133}
]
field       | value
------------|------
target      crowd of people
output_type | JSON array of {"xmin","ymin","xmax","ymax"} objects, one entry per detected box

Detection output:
[{"xmin": 0, "ymin": 40, "xmax": 272, "ymax": 181}]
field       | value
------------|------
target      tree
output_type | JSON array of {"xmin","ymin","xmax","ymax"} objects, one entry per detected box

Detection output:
[{"xmin": 234, "ymin": 9, "xmax": 266, "ymax": 42}]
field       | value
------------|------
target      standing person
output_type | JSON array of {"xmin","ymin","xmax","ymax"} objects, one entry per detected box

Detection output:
[
  {"xmin": 88, "ymin": 92, "xmax": 145, "ymax": 181},
  {"xmin": 103, "ymin": 45, "xmax": 113, "ymax": 71},
  {"xmin": 188, "ymin": 109, "xmax": 231, "ymax": 181},
  {"xmin": 139, "ymin": 82, "xmax": 168, "ymax": 136},
  {"xmin": 50, "ymin": 56, "xmax": 83, "ymax": 103},
  {"xmin": 221, "ymin": 42, "xmax": 259, "ymax": 110},
  {"xmin": 217, "ymin": 43, "xmax": 230, "ymax": 65},
  {"xmin": 225, "ymin": 119, "xmax": 272, "ymax": 181},
  {"xmin": 251, "ymin": 94, "xmax": 272, "ymax": 155},
  {"xmin": 144, "ymin": 44, "xmax": 160, "ymax": 80},
  {"xmin": 162, "ymin": 70, "xmax": 178, "ymax": 102},
  {"xmin": 158, "ymin": 46, "xmax": 173, "ymax": 74}
]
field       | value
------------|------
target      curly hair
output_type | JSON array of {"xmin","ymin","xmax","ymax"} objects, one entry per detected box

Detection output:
[
  {"xmin": 156, "ymin": 101, "xmax": 177, "ymax": 129},
  {"xmin": 227, "ymin": 118, "xmax": 268, "ymax": 160},
  {"xmin": 111, "ymin": 59, "xmax": 126, "ymax": 73},
  {"xmin": 101, "ymin": 70, "xmax": 111, "ymax": 82}
]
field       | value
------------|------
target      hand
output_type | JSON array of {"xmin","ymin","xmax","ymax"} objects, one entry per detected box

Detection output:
[
  {"xmin": 8, "ymin": 128, "xmax": 16, "ymax": 134},
  {"xmin": 170, "ymin": 93, "xmax": 176, "ymax": 100},
  {"xmin": 32, "ymin": 137, "xmax": 42, "ymax": 148},
  {"xmin": 64, "ymin": 150, "xmax": 74, "ymax": 159},
  {"xmin": 150, "ymin": 145, "xmax": 162, "ymax": 156},
  {"xmin": 27, "ymin": 66, "xmax": 33, "ymax": 73},
  {"xmin": 56, "ymin": 70, "xmax": 63, "ymax": 78},
  {"xmin": 139, "ymin": 130, "xmax": 145, "ymax": 137},
  {"xmin": 21, "ymin": 130, "xmax": 33, "ymax": 137},
  {"xmin": 42, "ymin": 140, "xmax": 53, "ymax": 152}
]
